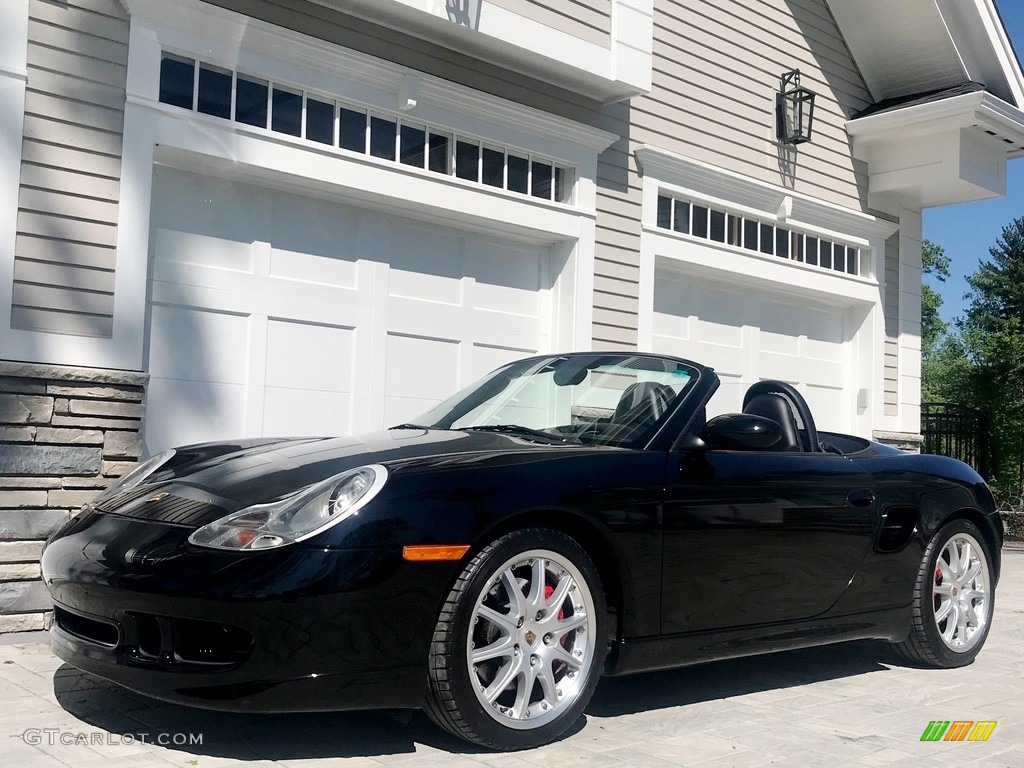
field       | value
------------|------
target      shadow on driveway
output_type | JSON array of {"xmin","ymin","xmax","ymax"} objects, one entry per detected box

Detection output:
[
  {"xmin": 53, "ymin": 640, "xmax": 892, "ymax": 759},
  {"xmin": 588, "ymin": 639, "xmax": 892, "ymax": 717}
]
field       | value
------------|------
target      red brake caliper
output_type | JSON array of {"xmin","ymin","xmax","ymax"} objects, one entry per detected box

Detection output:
[
  {"xmin": 544, "ymin": 584, "xmax": 569, "ymax": 648},
  {"xmin": 935, "ymin": 566, "xmax": 943, "ymax": 587}
]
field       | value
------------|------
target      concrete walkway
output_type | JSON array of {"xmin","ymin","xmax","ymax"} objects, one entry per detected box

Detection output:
[{"xmin": 2, "ymin": 551, "xmax": 1022, "ymax": 768}]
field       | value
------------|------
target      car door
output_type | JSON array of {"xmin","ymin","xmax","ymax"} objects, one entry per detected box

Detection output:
[{"xmin": 660, "ymin": 447, "xmax": 877, "ymax": 635}]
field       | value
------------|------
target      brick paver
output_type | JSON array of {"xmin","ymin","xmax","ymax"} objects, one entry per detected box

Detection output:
[{"xmin": 2, "ymin": 550, "xmax": 1022, "ymax": 768}]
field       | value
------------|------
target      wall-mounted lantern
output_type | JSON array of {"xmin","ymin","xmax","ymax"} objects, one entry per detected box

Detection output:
[{"xmin": 776, "ymin": 69, "xmax": 816, "ymax": 145}]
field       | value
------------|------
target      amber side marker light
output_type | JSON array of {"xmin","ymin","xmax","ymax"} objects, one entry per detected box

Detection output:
[{"xmin": 402, "ymin": 545, "xmax": 470, "ymax": 562}]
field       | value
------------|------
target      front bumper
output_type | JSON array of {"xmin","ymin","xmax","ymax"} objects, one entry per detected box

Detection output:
[{"xmin": 42, "ymin": 511, "xmax": 451, "ymax": 712}]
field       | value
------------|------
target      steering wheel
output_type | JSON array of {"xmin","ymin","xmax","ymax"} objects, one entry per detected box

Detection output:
[{"xmin": 741, "ymin": 380, "xmax": 820, "ymax": 452}]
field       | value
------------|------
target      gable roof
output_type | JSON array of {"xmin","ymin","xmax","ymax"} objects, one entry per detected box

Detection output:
[{"xmin": 826, "ymin": 0, "xmax": 1024, "ymax": 108}]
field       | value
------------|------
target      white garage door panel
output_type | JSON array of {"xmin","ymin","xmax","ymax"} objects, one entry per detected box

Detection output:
[
  {"xmin": 263, "ymin": 387, "xmax": 351, "ymax": 437},
  {"xmin": 269, "ymin": 248, "xmax": 358, "ymax": 289},
  {"xmin": 383, "ymin": 333, "xmax": 461, "ymax": 426},
  {"xmin": 154, "ymin": 255, "xmax": 367, "ymax": 322},
  {"xmin": 147, "ymin": 379, "xmax": 246, "ymax": 447},
  {"xmin": 473, "ymin": 242, "xmax": 546, "ymax": 318},
  {"xmin": 389, "ymin": 267, "xmax": 463, "ymax": 306},
  {"xmin": 155, "ymin": 229, "xmax": 254, "ymax": 274},
  {"xmin": 265, "ymin": 320, "xmax": 355, "ymax": 392},
  {"xmin": 459, "ymin": 348, "xmax": 528, "ymax": 388},
  {"xmin": 148, "ymin": 305, "xmax": 249, "ymax": 385},
  {"xmin": 145, "ymin": 166, "xmax": 555, "ymax": 453},
  {"xmin": 652, "ymin": 266, "xmax": 855, "ymax": 432},
  {"xmin": 803, "ymin": 384, "xmax": 845, "ymax": 428}
]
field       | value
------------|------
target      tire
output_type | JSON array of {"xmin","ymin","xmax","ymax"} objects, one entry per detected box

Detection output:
[
  {"xmin": 425, "ymin": 528, "xmax": 607, "ymax": 750},
  {"xmin": 892, "ymin": 519, "xmax": 995, "ymax": 668}
]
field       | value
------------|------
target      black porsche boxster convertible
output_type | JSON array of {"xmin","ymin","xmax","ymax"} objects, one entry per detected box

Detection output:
[{"xmin": 42, "ymin": 352, "xmax": 1002, "ymax": 749}]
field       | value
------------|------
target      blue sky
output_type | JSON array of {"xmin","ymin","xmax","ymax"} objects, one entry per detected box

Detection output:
[{"xmin": 920, "ymin": 0, "xmax": 1024, "ymax": 326}]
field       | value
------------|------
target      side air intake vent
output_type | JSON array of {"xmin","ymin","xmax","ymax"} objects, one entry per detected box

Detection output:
[{"xmin": 875, "ymin": 506, "xmax": 918, "ymax": 553}]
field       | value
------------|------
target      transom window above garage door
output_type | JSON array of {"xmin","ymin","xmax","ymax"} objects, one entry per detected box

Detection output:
[
  {"xmin": 656, "ymin": 193, "xmax": 867, "ymax": 278},
  {"xmin": 158, "ymin": 52, "xmax": 575, "ymax": 204}
]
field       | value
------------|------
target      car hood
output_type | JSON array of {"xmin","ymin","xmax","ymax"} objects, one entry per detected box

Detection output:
[{"xmin": 113, "ymin": 429, "xmax": 596, "ymax": 515}]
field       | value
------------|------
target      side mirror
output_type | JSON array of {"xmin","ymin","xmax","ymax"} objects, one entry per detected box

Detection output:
[{"xmin": 702, "ymin": 413, "xmax": 782, "ymax": 451}]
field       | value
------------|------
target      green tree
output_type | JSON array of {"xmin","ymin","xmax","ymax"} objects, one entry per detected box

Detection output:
[
  {"xmin": 959, "ymin": 218, "xmax": 1024, "ymax": 502},
  {"xmin": 920, "ymin": 240, "xmax": 962, "ymax": 404},
  {"xmin": 921, "ymin": 239, "xmax": 950, "ymax": 361}
]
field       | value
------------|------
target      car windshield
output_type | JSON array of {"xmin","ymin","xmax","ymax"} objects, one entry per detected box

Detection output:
[{"xmin": 408, "ymin": 354, "xmax": 697, "ymax": 447}]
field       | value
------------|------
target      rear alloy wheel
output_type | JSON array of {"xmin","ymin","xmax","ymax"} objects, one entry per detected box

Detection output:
[
  {"xmin": 892, "ymin": 519, "xmax": 995, "ymax": 667},
  {"xmin": 425, "ymin": 529, "xmax": 606, "ymax": 749}
]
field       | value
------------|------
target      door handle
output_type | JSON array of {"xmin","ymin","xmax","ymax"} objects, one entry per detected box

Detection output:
[{"xmin": 846, "ymin": 488, "xmax": 875, "ymax": 507}]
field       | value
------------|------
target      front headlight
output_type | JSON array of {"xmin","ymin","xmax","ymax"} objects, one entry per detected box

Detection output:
[
  {"xmin": 87, "ymin": 449, "xmax": 177, "ymax": 509},
  {"xmin": 187, "ymin": 464, "xmax": 388, "ymax": 551}
]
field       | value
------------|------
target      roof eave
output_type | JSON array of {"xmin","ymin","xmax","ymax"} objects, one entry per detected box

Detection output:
[{"xmin": 846, "ymin": 92, "xmax": 1024, "ymax": 208}]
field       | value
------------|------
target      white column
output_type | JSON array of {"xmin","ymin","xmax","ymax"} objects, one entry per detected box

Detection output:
[{"xmin": 898, "ymin": 205, "xmax": 924, "ymax": 435}]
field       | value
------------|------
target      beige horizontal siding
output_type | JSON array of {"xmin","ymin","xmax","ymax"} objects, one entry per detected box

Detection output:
[
  {"xmin": 12, "ymin": 283, "xmax": 114, "ymax": 317},
  {"xmin": 17, "ymin": 188, "xmax": 120, "ymax": 225},
  {"xmin": 14, "ymin": 259, "xmax": 114, "ymax": 293},
  {"xmin": 10, "ymin": 306, "xmax": 114, "ymax": 337},
  {"xmin": 24, "ymin": 89, "xmax": 126, "ymax": 135},
  {"xmin": 28, "ymin": 15, "xmax": 128, "ymax": 62},
  {"xmin": 16, "ymin": 211, "xmax": 118, "ymax": 249},
  {"xmin": 19, "ymin": 164, "xmax": 121, "ymax": 203},
  {"xmin": 26, "ymin": 69, "xmax": 126, "ymax": 110},
  {"xmin": 593, "ymin": 273, "xmax": 641, "ymax": 300},
  {"xmin": 639, "ymin": 0, "xmax": 872, "ymax": 210},
  {"xmin": 487, "ymin": 0, "xmax": 611, "ymax": 46},
  {"xmin": 28, "ymin": 0, "xmax": 129, "ymax": 44},
  {"xmin": 15, "ymin": 234, "xmax": 117, "ymax": 270},
  {"xmin": 12, "ymin": 0, "xmax": 128, "ymax": 339}
]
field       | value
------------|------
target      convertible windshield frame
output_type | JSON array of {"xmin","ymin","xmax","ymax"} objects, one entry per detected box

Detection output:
[{"xmin": 408, "ymin": 353, "xmax": 703, "ymax": 449}]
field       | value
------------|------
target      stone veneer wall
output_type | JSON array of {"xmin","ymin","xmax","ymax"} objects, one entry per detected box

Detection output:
[
  {"xmin": 0, "ymin": 361, "xmax": 147, "ymax": 633},
  {"xmin": 872, "ymin": 431, "xmax": 924, "ymax": 453}
]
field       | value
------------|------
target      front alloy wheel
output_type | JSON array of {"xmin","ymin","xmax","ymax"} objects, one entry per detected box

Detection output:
[
  {"xmin": 892, "ymin": 519, "xmax": 996, "ymax": 668},
  {"xmin": 931, "ymin": 531, "xmax": 991, "ymax": 652},
  {"xmin": 426, "ymin": 529, "xmax": 606, "ymax": 749}
]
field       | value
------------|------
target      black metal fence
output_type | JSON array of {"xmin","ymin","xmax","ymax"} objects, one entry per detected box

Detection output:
[{"xmin": 921, "ymin": 402, "xmax": 991, "ymax": 479}]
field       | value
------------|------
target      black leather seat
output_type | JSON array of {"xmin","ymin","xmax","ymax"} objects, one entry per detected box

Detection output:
[
  {"xmin": 742, "ymin": 392, "xmax": 801, "ymax": 451},
  {"xmin": 607, "ymin": 382, "xmax": 675, "ymax": 441}
]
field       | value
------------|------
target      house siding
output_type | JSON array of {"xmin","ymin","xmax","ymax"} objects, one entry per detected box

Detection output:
[
  {"xmin": 589, "ymin": 0, "xmax": 875, "ymax": 350},
  {"xmin": 639, "ymin": 0, "xmax": 872, "ymax": 210},
  {"xmin": 11, "ymin": 0, "xmax": 128, "ymax": 338},
  {"xmin": 487, "ymin": 0, "xmax": 611, "ymax": 46}
]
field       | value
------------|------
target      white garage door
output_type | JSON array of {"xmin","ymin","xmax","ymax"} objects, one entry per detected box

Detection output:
[
  {"xmin": 652, "ymin": 265, "xmax": 855, "ymax": 433},
  {"xmin": 143, "ymin": 166, "xmax": 556, "ymax": 454}
]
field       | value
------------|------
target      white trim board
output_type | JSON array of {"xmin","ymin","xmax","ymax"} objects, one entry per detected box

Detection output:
[
  {"xmin": 310, "ymin": 0, "xmax": 653, "ymax": 102},
  {"xmin": 0, "ymin": 0, "xmax": 30, "ymax": 366},
  {"xmin": 634, "ymin": 145, "xmax": 899, "ymax": 244},
  {"xmin": 122, "ymin": 0, "xmax": 619, "ymax": 154}
]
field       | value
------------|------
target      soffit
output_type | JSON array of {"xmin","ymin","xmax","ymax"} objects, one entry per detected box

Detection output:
[{"xmin": 826, "ymin": 0, "xmax": 1024, "ymax": 107}]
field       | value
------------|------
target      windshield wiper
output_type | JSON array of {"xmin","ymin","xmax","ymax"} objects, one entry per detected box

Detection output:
[
  {"xmin": 389, "ymin": 423, "xmax": 437, "ymax": 430},
  {"xmin": 462, "ymin": 424, "xmax": 575, "ymax": 443}
]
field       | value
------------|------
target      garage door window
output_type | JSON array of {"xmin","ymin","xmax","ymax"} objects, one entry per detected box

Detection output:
[
  {"xmin": 198, "ymin": 64, "xmax": 232, "ymax": 119},
  {"xmin": 157, "ymin": 52, "xmax": 575, "ymax": 204},
  {"xmin": 235, "ymin": 76, "xmax": 269, "ymax": 128},
  {"xmin": 306, "ymin": 97, "xmax": 335, "ymax": 145},
  {"xmin": 657, "ymin": 193, "xmax": 865, "ymax": 277}
]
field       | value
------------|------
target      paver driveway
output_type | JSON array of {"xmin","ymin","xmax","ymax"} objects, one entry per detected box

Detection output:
[{"xmin": 3, "ymin": 550, "xmax": 1022, "ymax": 768}]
